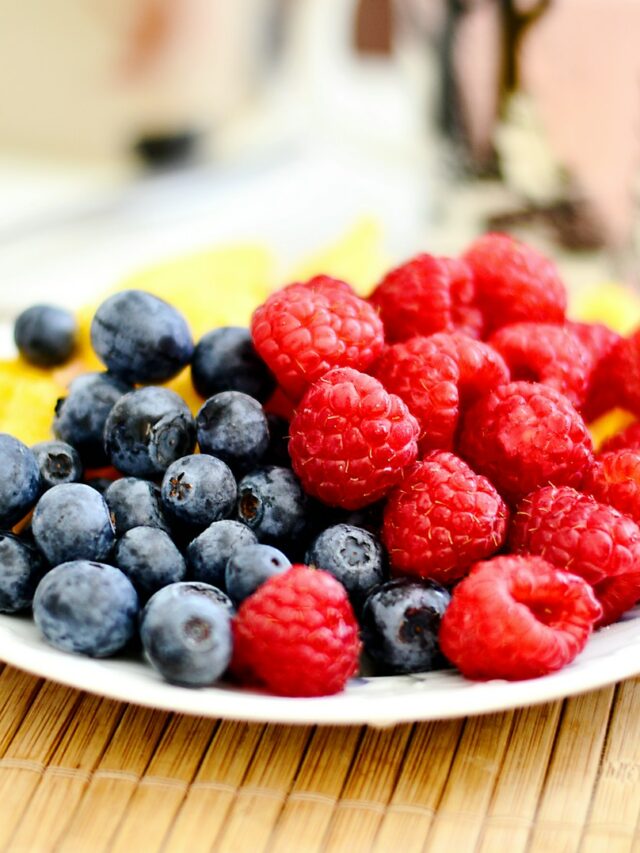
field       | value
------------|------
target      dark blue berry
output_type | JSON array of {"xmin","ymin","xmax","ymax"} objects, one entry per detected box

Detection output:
[
  {"xmin": 14, "ymin": 304, "xmax": 77, "ymax": 367},
  {"xmin": 91, "ymin": 289, "xmax": 194, "ymax": 384},
  {"xmin": 225, "ymin": 543, "xmax": 290, "ymax": 604},
  {"xmin": 32, "ymin": 440, "xmax": 83, "ymax": 491},
  {"xmin": 104, "ymin": 387, "xmax": 196, "ymax": 478},
  {"xmin": 161, "ymin": 454, "xmax": 237, "ymax": 530},
  {"xmin": 53, "ymin": 372, "xmax": 132, "ymax": 466},
  {"xmin": 32, "ymin": 483, "xmax": 115, "ymax": 566},
  {"xmin": 236, "ymin": 466, "xmax": 309, "ymax": 545},
  {"xmin": 191, "ymin": 327, "xmax": 275, "ymax": 402},
  {"xmin": 115, "ymin": 526, "xmax": 186, "ymax": 602},
  {"xmin": 187, "ymin": 520, "xmax": 257, "ymax": 588},
  {"xmin": 0, "ymin": 532, "xmax": 45, "ymax": 612},
  {"xmin": 104, "ymin": 477, "xmax": 170, "ymax": 536},
  {"xmin": 33, "ymin": 560, "xmax": 138, "ymax": 656},
  {"xmin": 360, "ymin": 578, "xmax": 451, "ymax": 675},
  {"xmin": 140, "ymin": 581, "xmax": 232, "ymax": 686},
  {"xmin": 196, "ymin": 392, "xmax": 269, "ymax": 473},
  {"xmin": 0, "ymin": 434, "xmax": 41, "ymax": 528}
]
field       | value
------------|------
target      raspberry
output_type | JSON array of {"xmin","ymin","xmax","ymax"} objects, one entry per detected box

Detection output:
[
  {"xmin": 251, "ymin": 278, "xmax": 384, "ymax": 401},
  {"xmin": 463, "ymin": 233, "xmax": 566, "ymax": 333},
  {"xmin": 592, "ymin": 573, "xmax": 640, "ymax": 627},
  {"xmin": 289, "ymin": 368, "xmax": 420, "ymax": 509},
  {"xmin": 488, "ymin": 322, "xmax": 590, "ymax": 409},
  {"xmin": 567, "ymin": 322, "xmax": 622, "ymax": 421},
  {"xmin": 369, "ymin": 255, "xmax": 481, "ymax": 343},
  {"xmin": 382, "ymin": 451, "xmax": 509, "ymax": 584},
  {"xmin": 439, "ymin": 555, "xmax": 601, "ymax": 680},
  {"xmin": 231, "ymin": 565, "xmax": 361, "ymax": 696},
  {"xmin": 437, "ymin": 332, "xmax": 510, "ymax": 405},
  {"xmin": 584, "ymin": 449, "xmax": 640, "ymax": 525},
  {"xmin": 596, "ymin": 330, "xmax": 640, "ymax": 418},
  {"xmin": 600, "ymin": 421, "xmax": 640, "ymax": 454},
  {"xmin": 458, "ymin": 381, "xmax": 593, "ymax": 504}
]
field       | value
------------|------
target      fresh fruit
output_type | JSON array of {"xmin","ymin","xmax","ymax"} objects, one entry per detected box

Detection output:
[
  {"xmin": 196, "ymin": 391, "xmax": 269, "ymax": 473},
  {"xmin": 104, "ymin": 477, "xmax": 170, "ymax": 537},
  {"xmin": 236, "ymin": 466, "xmax": 310, "ymax": 545},
  {"xmin": 436, "ymin": 332, "xmax": 510, "ymax": 405},
  {"xmin": 161, "ymin": 454, "xmax": 237, "ymax": 530},
  {"xmin": 0, "ymin": 532, "xmax": 45, "ymax": 612},
  {"xmin": 14, "ymin": 304, "xmax": 78, "ymax": 367},
  {"xmin": 0, "ymin": 434, "xmax": 41, "ymax": 528},
  {"xmin": 191, "ymin": 326, "xmax": 275, "ymax": 402},
  {"xmin": 187, "ymin": 520, "xmax": 258, "ymax": 589},
  {"xmin": 115, "ymin": 526, "xmax": 187, "ymax": 602},
  {"xmin": 567, "ymin": 321, "xmax": 622, "ymax": 421},
  {"xmin": 225, "ymin": 543, "xmax": 291, "ymax": 604},
  {"xmin": 584, "ymin": 449, "xmax": 640, "ymax": 525},
  {"xmin": 596, "ymin": 329, "xmax": 640, "ymax": 418},
  {"xmin": 263, "ymin": 414, "xmax": 291, "ymax": 467},
  {"xmin": 31, "ymin": 440, "xmax": 83, "ymax": 491},
  {"xmin": 599, "ymin": 421, "xmax": 640, "ymax": 454}
]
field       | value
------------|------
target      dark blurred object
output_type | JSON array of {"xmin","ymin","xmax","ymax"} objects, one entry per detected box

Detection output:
[{"xmin": 133, "ymin": 131, "xmax": 200, "ymax": 169}]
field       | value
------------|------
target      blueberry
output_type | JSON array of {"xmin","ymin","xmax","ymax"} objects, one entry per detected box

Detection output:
[
  {"xmin": 53, "ymin": 372, "xmax": 132, "ymax": 465},
  {"xmin": 191, "ymin": 327, "xmax": 275, "ymax": 402},
  {"xmin": 196, "ymin": 392, "xmax": 269, "ymax": 473},
  {"xmin": 161, "ymin": 454, "xmax": 237, "ymax": 530},
  {"xmin": 360, "ymin": 578, "xmax": 451, "ymax": 675},
  {"xmin": 236, "ymin": 466, "xmax": 309, "ymax": 546},
  {"xmin": 91, "ymin": 290, "xmax": 194, "ymax": 384},
  {"xmin": 305, "ymin": 524, "xmax": 387, "ymax": 610},
  {"xmin": 104, "ymin": 478, "xmax": 170, "ymax": 536},
  {"xmin": 33, "ymin": 560, "xmax": 138, "ymax": 656},
  {"xmin": 140, "ymin": 581, "xmax": 233, "ymax": 686},
  {"xmin": 115, "ymin": 526, "xmax": 186, "ymax": 602},
  {"xmin": 0, "ymin": 434, "xmax": 41, "ymax": 528},
  {"xmin": 0, "ymin": 532, "xmax": 45, "ymax": 612},
  {"xmin": 187, "ymin": 520, "xmax": 257, "ymax": 588},
  {"xmin": 14, "ymin": 304, "xmax": 77, "ymax": 367},
  {"xmin": 32, "ymin": 483, "xmax": 115, "ymax": 566},
  {"xmin": 104, "ymin": 387, "xmax": 196, "ymax": 478},
  {"xmin": 32, "ymin": 440, "xmax": 83, "ymax": 491},
  {"xmin": 225, "ymin": 543, "xmax": 291, "ymax": 604},
  {"xmin": 263, "ymin": 414, "xmax": 291, "ymax": 467}
]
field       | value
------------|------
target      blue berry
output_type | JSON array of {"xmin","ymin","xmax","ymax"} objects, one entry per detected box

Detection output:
[
  {"xmin": 360, "ymin": 578, "xmax": 451, "ymax": 675},
  {"xmin": 90, "ymin": 289, "xmax": 194, "ymax": 384},
  {"xmin": 0, "ymin": 434, "xmax": 41, "ymax": 528},
  {"xmin": 33, "ymin": 560, "xmax": 138, "ymax": 656},
  {"xmin": 14, "ymin": 304, "xmax": 77, "ymax": 367},
  {"xmin": 104, "ymin": 477, "xmax": 170, "ymax": 536},
  {"xmin": 187, "ymin": 520, "xmax": 257, "ymax": 588},
  {"xmin": 263, "ymin": 414, "xmax": 291, "ymax": 467},
  {"xmin": 305, "ymin": 524, "xmax": 387, "ymax": 609},
  {"xmin": 225, "ymin": 543, "xmax": 290, "ymax": 604},
  {"xmin": 140, "ymin": 582, "xmax": 233, "ymax": 686},
  {"xmin": 32, "ymin": 483, "xmax": 115, "ymax": 566},
  {"xmin": 236, "ymin": 466, "xmax": 309, "ymax": 545},
  {"xmin": 53, "ymin": 372, "xmax": 132, "ymax": 465},
  {"xmin": 104, "ymin": 387, "xmax": 196, "ymax": 478},
  {"xmin": 0, "ymin": 532, "xmax": 45, "ymax": 612},
  {"xmin": 196, "ymin": 392, "xmax": 269, "ymax": 473},
  {"xmin": 161, "ymin": 454, "xmax": 237, "ymax": 530},
  {"xmin": 32, "ymin": 440, "xmax": 83, "ymax": 491},
  {"xmin": 115, "ymin": 526, "xmax": 186, "ymax": 602},
  {"xmin": 191, "ymin": 327, "xmax": 275, "ymax": 402}
]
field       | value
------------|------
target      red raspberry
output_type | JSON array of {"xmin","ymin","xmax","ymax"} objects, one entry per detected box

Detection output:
[
  {"xmin": 567, "ymin": 322, "xmax": 622, "ymax": 422},
  {"xmin": 382, "ymin": 451, "xmax": 509, "ymax": 584},
  {"xmin": 584, "ymin": 449, "xmax": 640, "ymax": 525},
  {"xmin": 231, "ymin": 565, "xmax": 361, "ymax": 697},
  {"xmin": 289, "ymin": 367, "xmax": 419, "ymax": 510},
  {"xmin": 439, "ymin": 555, "xmax": 601, "ymax": 680},
  {"xmin": 437, "ymin": 332, "xmax": 510, "ymax": 405},
  {"xmin": 592, "ymin": 573, "xmax": 640, "ymax": 628},
  {"xmin": 458, "ymin": 381, "xmax": 593, "ymax": 504},
  {"xmin": 463, "ymin": 233, "xmax": 566, "ymax": 333},
  {"xmin": 369, "ymin": 255, "xmax": 482, "ymax": 343},
  {"xmin": 595, "ymin": 329, "xmax": 640, "ymax": 418},
  {"xmin": 600, "ymin": 421, "xmax": 640, "ymax": 454},
  {"xmin": 488, "ymin": 322, "xmax": 590, "ymax": 409},
  {"xmin": 251, "ymin": 278, "xmax": 384, "ymax": 401}
]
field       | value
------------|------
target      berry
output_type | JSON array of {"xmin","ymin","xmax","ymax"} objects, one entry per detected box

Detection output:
[
  {"xmin": 382, "ymin": 452, "xmax": 509, "ymax": 584},
  {"xmin": 439, "ymin": 555, "xmax": 601, "ymax": 680},
  {"xmin": 225, "ymin": 543, "xmax": 291, "ymax": 604},
  {"xmin": 592, "ymin": 573, "xmax": 640, "ymax": 628},
  {"xmin": 458, "ymin": 381, "xmax": 593, "ymax": 504},
  {"xmin": 90, "ymin": 289, "xmax": 194, "ymax": 384},
  {"xmin": 263, "ymin": 414, "xmax": 291, "ymax": 467},
  {"xmin": 435, "ymin": 332, "xmax": 510, "ymax": 405},
  {"xmin": 104, "ymin": 477, "xmax": 170, "ymax": 537},
  {"xmin": 236, "ymin": 466, "xmax": 310, "ymax": 545},
  {"xmin": 140, "ymin": 582, "xmax": 233, "ymax": 686},
  {"xmin": 584, "ymin": 450, "xmax": 640, "ymax": 525},
  {"xmin": 566, "ymin": 321, "xmax": 622, "ymax": 421},
  {"xmin": 14, "ymin": 304, "xmax": 77, "ymax": 367},
  {"xmin": 231, "ymin": 565, "xmax": 361, "ymax": 697},
  {"xmin": 463, "ymin": 233, "xmax": 566, "ymax": 333},
  {"xmin": 115, "ymin": 526, "xmax": 187, "ymax": 602},
  {"xmin": 594, "ymin": 330, "xmax": 640, "ymax": 418},
  {"xmin": 251, "ymin": 278, "xmax": 384, "ymax": 401},
  {"xmin": 104, "ymin": 387, "xmax": 196, "ymax": 478},
  {"xmin": 191, "ymin": 327, "xmax": 275, "ymax": 403},
  {"xmin": 196, "ymin": 392, "xmax": 269, "ymax": 473},
  {"xmin": 0, "ymin": 434, "xmax": 41, "ymax": 528},
  {"xmin": 488, "ymin": 322, "xmax": 590, "ymax": 409},
  {"xmin": 32, "ymin": 483, "xmax": 115, "ymax": 566},
  {"xmin": 161, "ymin": 454, "xmax": 237, "ymax": 530},
  {"xmin": 600, "ymin": 421, "xmax": 640, "ymax": 455},
  {"xmin": 31, "ymin": 440, "xmax": 83, "ymax": 491},
  {"xmin": 369, "ymin": 254, "xmax": 481, "ymax": 342},
  {"xmin": 33, "ymin": 561, "xmax": 138, "ymax": 657},
  {"xmin": 53, "ymin": 372, "xmax": 132, "ymax": 466},
  {"xmin": 187, "ymin": 520, "xmax": 258, "ymax": 588},
  {"xmin": 289, "ymin": 368, "xmax": 420, "ymax": 510},
  {"xmin": 0, "ymin": 532, "xmax": 45, "ymax": 612},
  {"xmin": 360, "ymin": 578, "xmax": 450, "ymax": 674}
]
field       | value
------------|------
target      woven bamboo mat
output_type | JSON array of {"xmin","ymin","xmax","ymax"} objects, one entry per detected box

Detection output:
[{"xmin": 0, "ymin": 664, "xmax": 637, "ymax": 852}]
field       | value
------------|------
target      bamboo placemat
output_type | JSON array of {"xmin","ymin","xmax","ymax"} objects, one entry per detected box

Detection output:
[{"xmin": 0, "ymin": 664, "xmax": 637, "ymax": 852}]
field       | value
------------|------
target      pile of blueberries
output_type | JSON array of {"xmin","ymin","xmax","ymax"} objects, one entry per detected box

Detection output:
[{"xmin": 1, "ymin": 291, "xmax": 448, "ymax": 689}]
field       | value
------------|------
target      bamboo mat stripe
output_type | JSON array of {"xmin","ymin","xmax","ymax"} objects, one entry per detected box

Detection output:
[{"xmin": 0, "ymin": 664, "xmax": 636, "ymax": 851}]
